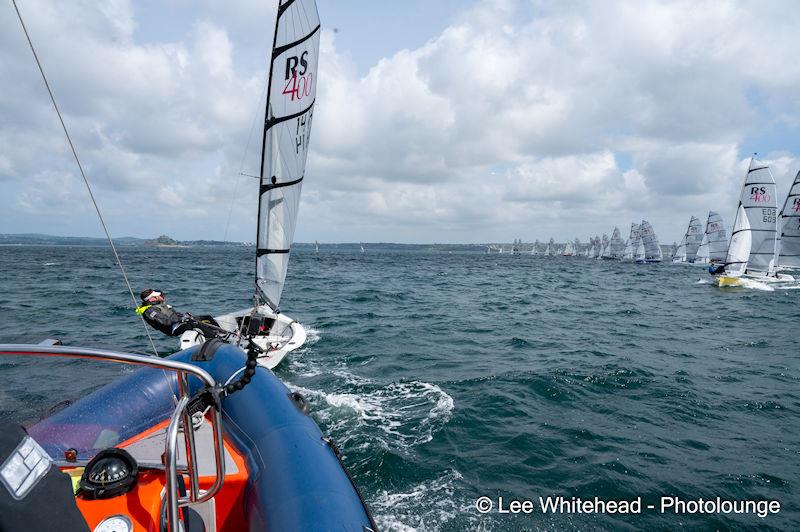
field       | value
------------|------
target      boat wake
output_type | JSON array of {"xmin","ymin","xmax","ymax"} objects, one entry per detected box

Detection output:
[
  {"xmin": 288, "ymin": 375, "xmax": 453, "ymax": 451},
  {"xmin": 284, "ymin": 356, "xmax": 453, "ymax": 452},
  {"xmin": 371, "ymin": 470, "xmax": 481, "ymax": 532}
]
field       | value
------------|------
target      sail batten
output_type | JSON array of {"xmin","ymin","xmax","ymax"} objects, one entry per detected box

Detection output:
[{"xmin": 256, "ymin": 0, "xmax": 320, "ymax": 310}]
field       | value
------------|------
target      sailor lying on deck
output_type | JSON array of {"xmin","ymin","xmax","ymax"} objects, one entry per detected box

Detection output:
[
  {"xmin": 135, "ymin": 289, "xmax": 219, "ymax": 338},
  {"xmin": 708, "ymin": 263, "xmax": 726, "ymax": 276}
]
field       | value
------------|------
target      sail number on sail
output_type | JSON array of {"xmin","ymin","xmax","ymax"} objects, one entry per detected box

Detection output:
[
  {"xmin": 296, "ymin": 112, "xmax": 313, "ymax": 154},
  {"xmin": 761, "ymin": 208, "xmax": 777, "ymax": 224}
]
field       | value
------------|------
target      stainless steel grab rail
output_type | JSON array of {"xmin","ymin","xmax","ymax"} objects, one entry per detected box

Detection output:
[{"xmin": 0, "ymin": 344, "xmax": 227, "ymax": 532}]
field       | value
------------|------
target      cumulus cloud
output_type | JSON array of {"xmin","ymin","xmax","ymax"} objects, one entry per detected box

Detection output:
[{"xmin": 1, "ymin": 0, "xmax": 799, "ymax": 242}]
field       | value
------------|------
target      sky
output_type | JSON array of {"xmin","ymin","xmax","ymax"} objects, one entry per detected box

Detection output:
[{"xmin": 1, "ymin": 0, "xmax": 800, "ymax": 244}]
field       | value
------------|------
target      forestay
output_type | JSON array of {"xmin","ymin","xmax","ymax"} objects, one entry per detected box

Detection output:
[
  {"xmin": 256, "ymin": 0, "xmax": 321, "ymax": 310},
  {"xmin": 779, "ymin": 170, "xmax": 800, "ymax": 268}
]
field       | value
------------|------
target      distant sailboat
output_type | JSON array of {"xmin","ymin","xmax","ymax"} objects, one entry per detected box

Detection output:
[
  {"xmin": 562, "ymin": 241, "xmax": 575, "ymax": 256},
  {"xmin": 640, "ymin": 220, "xmax": 662, "ymax": 262},
  {"xmin": 545, "ymin": 238, "xmax": 556, "ymax": 256},
  {"xmin": 603, "ymin": 227, "xmax": 625, "ymax": 260},
  {"xmin": 718, "ymin": 157, "xmax": 793, "ymax": 284},
  {"xmin": 778, "ymin": 169, "xmax": 800, "ymax": 269},
  {"xmin": 673, "ymin": 216, "xmax": 703, "ymax": 263},
  {"xmin": 360, "ymin": 242, "xmax": 365, "ymax": 253},
  {"xmin": 622, "ymin": 223, "xmax": 640, "ymax": 261},
  {"xmin": 702, "ymin": 211, "xmax": 727, "ymax": 264},
  {"xmin": 315, "ymin": 240, "xmax": 319, "ymax": 253},
  {"xmin": 597, "ymin": 234, "xmax": 609, "ymax": 259}
]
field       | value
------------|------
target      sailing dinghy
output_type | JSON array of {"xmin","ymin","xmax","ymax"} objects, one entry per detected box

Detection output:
[
  {"xmin": 622, "ymin": 223, "xmax": 640, "ymax": 261},
  {"xmin": 180, "ymin": 0, "xmax": 322, "ymax": 367},
  {"xmin": 672, "ymin": 216, "xmax": 703, "ymax": 263},
  {"xmin": 639, "ymin": 220, "xmax": 663, "ymax": 262},
  {"xmin": 778, "ymin": 170, "xmax": 800, "ymax": 269},
  {"xmin": 696, "ymin": 211, "xmax": 727, "ymax": 264},
  {"xmin": 717, "ymin": 158, "xmax": 793, "ymax": 286}
]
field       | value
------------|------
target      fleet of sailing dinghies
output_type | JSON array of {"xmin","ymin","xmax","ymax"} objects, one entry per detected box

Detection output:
[
  {"xmin": 718, "ymin": 157, "xmax": 794, "ymax": 284},
  {"xmin": 180, "ymin": 0, "xmax": 321, "ymax": 367},
  {"xmin": 778, "ymin": 170, "xmax": 800, "ymax": 269}
]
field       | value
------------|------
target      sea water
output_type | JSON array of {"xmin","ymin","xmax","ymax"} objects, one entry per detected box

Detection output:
[{"xmin": 1, "ymin": 246, "xmax": 798, "ymax": 530}]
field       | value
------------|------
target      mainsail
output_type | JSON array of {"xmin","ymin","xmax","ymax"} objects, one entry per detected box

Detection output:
[
  {"xmin": 672, "ymin": 234, "xmax": 687, "ymax": 262},
  {"xmin": 695, "ymin": 232, "xmax": 709, "ymax": 263},
  {"xmin": 607, "ymin": 227, "xmax": 625, "ymax": 259},
  {"xmin": 599, "ymin": 234, "xmax": 609, "ymax": 258},
  {"xmin": 256, "ymin": 0, "xmax": 321, "ymax": 310},
  {"xmin": 724, "ymin": 204, "xmax": 751, "ymax": 277},
  {"xmin": 679, "ymin": 216, "xmax": 703, "ymax": 262},
  {"xmin": 730, "ymin": 158, "xmax": 779, "ymax": 275},
  {"xmin": 640, "ymin": 220, "xmax": 662, "ymax": 262},
  {"xmin": 778, "ymin": 170, "xmax": 800, "ymax": 268},
  {"xmin": 622, "ymin": 223, "xmax": 640, "ymax": 260},
  {"xmin": 705, "ymin": 211, "xmax": 728, "ymax": 263}
]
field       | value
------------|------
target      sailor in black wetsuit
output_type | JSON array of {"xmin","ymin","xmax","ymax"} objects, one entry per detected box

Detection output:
[
  {"xmin": 136, "ymin": 289, "xmax": 223, "ymax": 340},
  {"xmin": 135, "ymin": 289, "xmax": 191, "ymax": 336}
]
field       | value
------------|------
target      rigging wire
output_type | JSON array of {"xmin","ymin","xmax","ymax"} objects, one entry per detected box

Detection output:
[
  {"xmin": 222, "ymin": 74, "xmax": 270, "ymax": 244},
  {"xmin": 12, "ymin": 0, "xmax": 159, "ymax": 357}
]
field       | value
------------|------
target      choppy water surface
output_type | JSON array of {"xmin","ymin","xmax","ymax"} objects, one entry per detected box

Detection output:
[{"xmin": 1, "ymin": 246, "xmax": 799, "ymax": 530}]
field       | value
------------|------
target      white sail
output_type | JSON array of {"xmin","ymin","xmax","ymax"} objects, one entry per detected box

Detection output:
[
  {"xmin": 622, "ymin": 223, "xmax": 640, "ymax": 260},
  {"xmin": 678, "ymin": 216, "xmax": 703, "ymax": 262},
  {"xmin": 724, "ymin": 204, "xmax": 751, "ymax": 277},
  {"xmin": 606, "ymin": 227, "xmax": 625, "ymax": 259},
  {"xmin": 705, "ymin": 211, "xmax": 727, "ymax": 263},
  {"xmin": 736, "ymin": 157, "xmax": 779, "ymax": 274},
  {"xmin": 599, "ymin": 234, "xmax": 609, "ymax": 258},
  {"xmin": 779, "ymin": 170, "xmax": 800, "ymax": 268},
  {"xmin": 695, "ymin": 232, "xmax": 710, "ymax": 263},
  {"xmin": 634, "ymin": 237, "xmax": 646, "ymax": 262},
  {"xmin": 563, "ymin": 241, "xmax": 575, "ymax": 255},
  {"xmin": 256, "ymin": 0, "xmax": 321, "ymax": 310},
  {"xmin": 640, "ymin": 220, "xmax": 662, "ymax": 262},
  {"xmin": 672, "ymin": 234, "xmax": 687, "ymax": 263}
]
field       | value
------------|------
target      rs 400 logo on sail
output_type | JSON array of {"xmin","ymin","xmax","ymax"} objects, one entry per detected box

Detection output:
[{"xmin": 283, "ymin": 52, "xmax": 313, "ymax": 101}]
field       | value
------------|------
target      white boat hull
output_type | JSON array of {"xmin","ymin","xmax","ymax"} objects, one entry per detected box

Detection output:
[{"xmin": 179, "ymin": 306, "xmax": 306, "ymax": 369}]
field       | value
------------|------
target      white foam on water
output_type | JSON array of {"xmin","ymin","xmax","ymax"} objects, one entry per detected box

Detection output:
[
  {"xmin": 738, "ymin": 278, "xmax": 775, "ymax": 291},
  {"xmin": 372, "ymin": 470, "xmax": 478, "ymax": 532},
  {"xmin": 304, "ymin": 326, "xmax": 321, "ymax": 345},
  {"xmin": 42, "ymin": 262, "xmax": 58, "ymax": 266},
  {"xmin": 288, "ymin": 376, "xmax": 454, "ymax": 450}
]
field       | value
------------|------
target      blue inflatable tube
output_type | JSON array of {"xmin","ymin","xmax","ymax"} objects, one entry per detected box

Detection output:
[{"xmin": 31, "ymin": 343, "xmax": 375, "ymax": 532}]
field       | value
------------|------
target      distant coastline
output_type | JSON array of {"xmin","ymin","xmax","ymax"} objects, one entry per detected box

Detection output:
[{"xmin": 0, "ymin": 233, "xmax": 248, "ymax": 248}]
